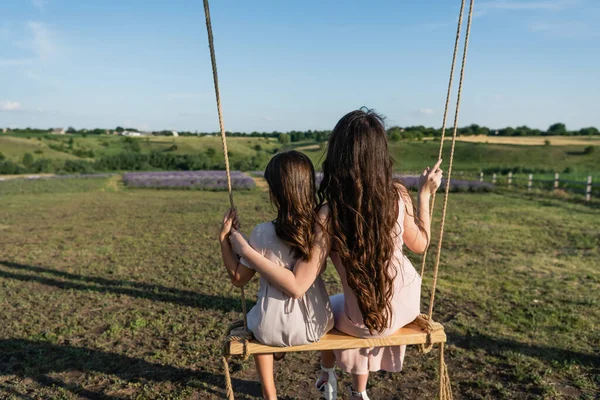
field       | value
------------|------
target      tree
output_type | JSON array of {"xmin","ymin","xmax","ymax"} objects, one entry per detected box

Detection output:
[
  {"xmin": 22, "ymin": 153, "xmax": 34, "ymax": 167},
  {"xmin": 278, "ymin": 133, "xmax": 290, "ymax": 145},
  {"xmin": 389, "ymin": 132, "xmax": 401, "ymax": 142},
  {"xmin": 67, "ymin": 126, "xmax": 77, "ymax": 134},
  {"xmin": 116, "ymin": 126, "xmax": 124, "ymax": 133},
  {"xmin": 547, "ymin": 123, "xmax": 567, "ymax": 136},
  {"xmin": 579, "ymin": 127, "xmax": 599, "ymax": 136}
]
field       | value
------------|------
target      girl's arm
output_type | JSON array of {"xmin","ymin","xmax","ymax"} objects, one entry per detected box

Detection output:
[
  {"xmin": 229, "ymin": 207, "xmax": 330, "ymax": 299},
  {"xmin": 219, "ymin": 209, "xmax": 256, "ymax": 287},
  {"xmin": 402, "ymin": 159, "xmax": 443, "ymax": 254}
]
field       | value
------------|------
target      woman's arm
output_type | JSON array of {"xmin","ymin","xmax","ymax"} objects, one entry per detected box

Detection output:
[
  {"xmin": 219, "ymin": 209, "xmax": 256, "ymax": 287},
  {"xmin": 230, "ymin": 207, "xmax": 330, "ymax": 299},
  {"xmin": 402, "ymin": 159, "xmax": 443, "ymax": 254}
]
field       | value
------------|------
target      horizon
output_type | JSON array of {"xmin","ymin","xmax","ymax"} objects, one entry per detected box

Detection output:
[{"xmin": 1, "ymin": 0, "xmax": 599, "ymax": 132}]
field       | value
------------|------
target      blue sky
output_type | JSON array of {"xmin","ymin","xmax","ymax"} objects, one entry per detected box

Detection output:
[{"xmin": 0, "ymin": 0, "xmax": 599, "ymax": 132}]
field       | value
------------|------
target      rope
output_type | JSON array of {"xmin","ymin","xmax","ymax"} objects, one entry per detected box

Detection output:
[
  {"xmin": 202, "ymin": 0, "xmax": 248, "ymax": 332},
  {"xmin": 203, "ymin": 0, "xmax": 234, "ymax": 209},
  {"xmin": 420, "ymin": 0, "xmax": 466, "ymax": 278},
  {"xmin": 413, "ymin": 314, "xmax": 452, "ymax": 398},
  {"xmin": 203, "ymin": 1, "xmax": 250, "ymax": 397},
  {"xmin": 427, "ymin": 0, "xmax": 475, "ymax": 321},
  {"xmin": 221, "ymin": 321, "xmax": 253, "ymax": 400},
  {"xmin": 414, "ymin": 314, "xmax": 445, "ymax": 354},
  {"xmin": 439, "ymin": 343, "xmax": 454, "ymax": 400}
]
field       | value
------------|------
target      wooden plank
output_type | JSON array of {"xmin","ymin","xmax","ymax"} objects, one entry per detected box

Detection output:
[{"xmin": 229, "ymin": 322, "xmax": 446, "ymax": 356}]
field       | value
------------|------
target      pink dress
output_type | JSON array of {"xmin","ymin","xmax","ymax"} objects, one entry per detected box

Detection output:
[{"xmin": 330, "ymin": 196, "xmax": 422, "ymax": 374}]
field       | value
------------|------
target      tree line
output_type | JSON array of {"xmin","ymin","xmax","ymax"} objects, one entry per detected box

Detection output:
[
  {"xmin": 386, "ymin": 123, "xmax": 599, "ymax": 141},
  {"xmin": 5, "ymin": 122, "xmax": 598, "ymax": 142}
]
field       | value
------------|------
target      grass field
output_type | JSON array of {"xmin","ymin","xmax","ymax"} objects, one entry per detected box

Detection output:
[
  {"xmin": 2, "ymin": 134, "xmax": 599, "ymax": 179},
  {"xmin": 436, "ymin": 135, "xmax": 600, "ymax": 146},
  {"xmin": 0, "ymin": 135, "xmax": 280, "ymax": 162},
  {"xmin": 0, "ymin": 177, "xmax": 598, "ymax": 399}
]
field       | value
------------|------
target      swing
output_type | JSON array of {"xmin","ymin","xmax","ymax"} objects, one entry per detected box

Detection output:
[{"xmin": 203, "ymin": 0, "xmax": 476, "ymax": 398}]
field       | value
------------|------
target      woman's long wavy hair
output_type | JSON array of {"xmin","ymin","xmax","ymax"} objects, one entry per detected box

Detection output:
[
  {"xmin": 265, "ymin": 151, "xmax": 318, "ymax": 261},
  {"xmin": 319, "ymin": 109, "xmax": 400, "ymax": 333}
]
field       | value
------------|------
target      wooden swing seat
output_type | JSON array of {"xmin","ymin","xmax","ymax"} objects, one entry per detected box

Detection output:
[{"xmin": 228, "ymin": 317, "xmax": 446, "ymax": 356}]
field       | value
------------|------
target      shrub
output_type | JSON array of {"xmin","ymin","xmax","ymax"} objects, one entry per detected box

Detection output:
[
  {"xmin": 29, "ymin": 159, "xmax": 53, "ymax": 173},
  {"xmin": 0, "ymin": 160, "xmax": 25, "ymax": 174},
  {"xmin": 584, "ymin": 146, "xmax": 595, "ymax": 155},
  {"xmin": 22, "ymin": 153, "xmax": 34, "ymax": 167},
  {"xmin": 62, "ymin": 160, "xmax": 95, "ymax": 174},
  {"xmin": 389, "ymin": 132, "xmax": 401, "ymax": 142}
]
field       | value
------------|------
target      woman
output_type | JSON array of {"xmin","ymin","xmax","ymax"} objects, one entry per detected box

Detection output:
[{"xmin": 230, "ymin": 109, "xmax": 442, "ymax": 400}]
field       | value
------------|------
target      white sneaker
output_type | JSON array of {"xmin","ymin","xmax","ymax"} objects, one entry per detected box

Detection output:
[
  {"xmin": 315, "ymin": 365, "xmax": 337, "ymax": 400},
  {"xmin": 349, "ymin": 387, "xmax": 370, "ymax": 400}
]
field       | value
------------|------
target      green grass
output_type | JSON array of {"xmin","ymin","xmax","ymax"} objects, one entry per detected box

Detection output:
[
  {"xmin": 0, "ymin": 178, "xmax": 598, "ymax": 399},
  {"xmin": 0, "ymin": 134, "xmax": 280, "ymax": 162},
  {"xmin": 0, "ymin": 136, "xmax": 80, "ymax": 162},
  {"xmin": 2, "ymin": 134, "xmax": 599, "ymax": 179},
  {"xmin": 305, "ymin": 140, "xmax": 599, "ymax": 178}
]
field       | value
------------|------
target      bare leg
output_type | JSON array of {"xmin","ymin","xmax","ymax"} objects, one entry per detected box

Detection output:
[
  {"xmin": 254, "ymin": 354, "xmax": 277, "ymax": 400},
  {"xmin": 318, "ymin": 350, "xmax": 336, "ymax": 383},
  {"xmin": 350, "ymin": 373, "xmax": 369, "ymax": 399}
]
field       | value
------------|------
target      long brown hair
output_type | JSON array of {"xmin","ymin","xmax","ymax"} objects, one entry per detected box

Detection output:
[
  {"xmin": 265, "ymin": 151, "xmax": 318, "ymax": 261},
  {"xmin": 319, "ymin": 109, "xmax": 400, "ymax": 333}
]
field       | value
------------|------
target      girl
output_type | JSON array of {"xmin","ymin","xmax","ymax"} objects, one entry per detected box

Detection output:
[
  {"xmin": 230, "ymin": 109, "xmax": 443, "ymax": 400},
  {"xmin": 219, "ymin": 150, "xmax": 334, "ymax": 400}
]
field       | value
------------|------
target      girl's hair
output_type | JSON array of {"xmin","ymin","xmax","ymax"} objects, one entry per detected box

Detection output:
[
  {"xmin": 318, "ymin": 108, "xmax": 400, "ymax": 333},
  {"xmin": 265, "ymin": 151, "xmax": 318, "ymax": 261}
]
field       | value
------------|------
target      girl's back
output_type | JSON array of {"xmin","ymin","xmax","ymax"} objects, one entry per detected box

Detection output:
[{"xmin": 243, "ymin": 222, "xmax": 334, "ymax": 347}]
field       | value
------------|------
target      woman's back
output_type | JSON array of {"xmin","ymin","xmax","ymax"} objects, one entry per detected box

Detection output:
[{"xmin": 330, "ymin": 195, "xmax": 421, "ymax": 338}]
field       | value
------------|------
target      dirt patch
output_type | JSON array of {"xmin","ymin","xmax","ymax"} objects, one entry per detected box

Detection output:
[{"xmin": 253, "ymin": 177, "xmax": 269, "ymax": 192}]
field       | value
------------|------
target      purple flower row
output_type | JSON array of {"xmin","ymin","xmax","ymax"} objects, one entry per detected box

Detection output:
[
  {"xmin": 0, "ymin": 173, "xmax": 116, "ymax": 183},
  {"xmin": 251, "ymin": 171, "xmax": 493, "ymax": 193},
  {"xmin": 396, "ymin": 175, "xmax": 494, "ymax": 193},
  {"xmin": 122, "ymin": 170, "xmax": 256, "ymax": 190}
]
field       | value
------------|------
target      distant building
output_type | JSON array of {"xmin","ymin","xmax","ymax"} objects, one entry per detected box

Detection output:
[
  {"xmin": 121, "ymin": 131, "xmax": 142, "ymax": 137},
  {"xmin": 52, "ymin": 128, "xmax": 66, "ymax": 135},
  {"xmin": 2, "ymin": 128, "xmax": 8, "ymax": 134},
  {"xmin": 172, "ymin": 131, "xmax": 179, "ymax": 137}
]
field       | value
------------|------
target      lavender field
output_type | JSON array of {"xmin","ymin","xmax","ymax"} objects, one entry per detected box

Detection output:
[
  {"xmin": 122, "ymin": 170, "xmax": 256, "ymax": 190},
  {"xmin": 397, "ymin": 175, "xmax": 494, "ymax": 193}
]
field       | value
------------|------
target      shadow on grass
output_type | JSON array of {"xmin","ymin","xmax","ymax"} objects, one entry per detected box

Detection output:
[
  {"xmin": 0, "ymin": 260, "xmax": 247, "ymax": 313},
  {"xmin": 0, "ymin": 339, "xmax": 262, "ymax": 400},
  {"xmin": 450, "ymin": 330, "xmax": 600, "ymax": 370}
]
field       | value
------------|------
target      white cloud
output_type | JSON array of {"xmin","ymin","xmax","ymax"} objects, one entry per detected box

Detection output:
[
  {"xmin": 0, "ymin": 101, "xmax": 22, "ymax": 111},
  {"xmin": 529, "ymin": 21, "xmax": 597, "ymax": 37},
  {"xmin": 414, "ymin": 108, "xmax": 435, "ymax": 116},
  {"xmin": 26, "ymin": 21, "xmax": 54, "ymax": 59},
  {"xmin": 262, "ymin": 116, "xmax": 274, "ymax": 122},
  {"xmin": 0, "ymin": 23, "xmax": 9, "ymax": 40},
  {"xmin": 0, "ymin": 58, "xmax": 35, "ymax": 67},
  {"xmin": 479, "ymin": 0, "xmax": 579, "ymax": 11},
  {"xmin": 167, "ymin": 92, "xmax": 205, "ymax": 99},
  {"xmin": 32, "ymin": 0, "xmax": 49, "ymax": 11}
]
